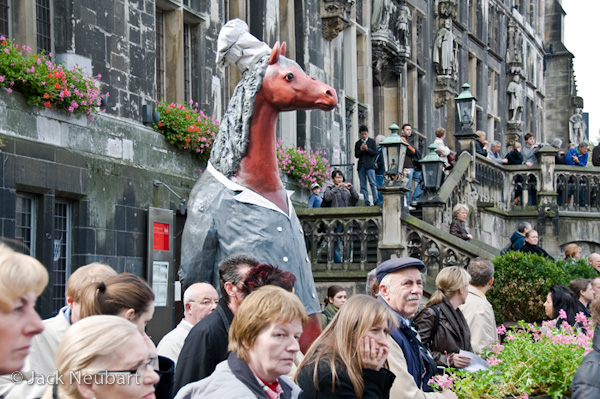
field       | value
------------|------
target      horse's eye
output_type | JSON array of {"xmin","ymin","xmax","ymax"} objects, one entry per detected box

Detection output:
[{"xmin": 285, "ymin": 72, "xmax": 294, "ymax": 81}]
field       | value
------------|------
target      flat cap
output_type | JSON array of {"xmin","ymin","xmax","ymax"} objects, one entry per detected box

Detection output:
[{"xmin": 376, "ymin": 257, "xmax": 425, "ymax": 283}]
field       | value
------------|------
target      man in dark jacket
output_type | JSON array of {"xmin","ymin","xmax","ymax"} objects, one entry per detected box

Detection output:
[
  {"xmin": 509, "ymin": 221, "xmax": 532, "ymax": 251},
  {"xmin": 173, "ymin": 254, "xmax": 258, "ymax": 393},
  {"xmin": 355, "ymin": 125, "xmax": 380, "ymax": 205},
  {"xmin": 377, "ymin": 258, "xmax": 456, "ymax": 399}
]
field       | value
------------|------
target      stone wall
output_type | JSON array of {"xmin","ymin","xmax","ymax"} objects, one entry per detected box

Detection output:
[{"xmin": 0, "ymin": 89, "xmax": 199, "ymax": 317}]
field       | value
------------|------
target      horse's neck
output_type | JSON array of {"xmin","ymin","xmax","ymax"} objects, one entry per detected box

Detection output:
[{"xmin": 235, "ymin": 96, "xmax": 289, "ymax": 214}]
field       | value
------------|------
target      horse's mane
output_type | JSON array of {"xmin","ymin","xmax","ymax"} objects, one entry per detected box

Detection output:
[
  {"xmin": 210, "ymin": 55, "xmax": 269, "ymax": 177},
  {"xmin": 210, "ymin": 54, "xmax": 302, "ymax": 177}
]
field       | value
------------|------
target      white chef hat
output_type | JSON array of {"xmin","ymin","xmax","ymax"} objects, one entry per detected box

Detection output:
[{"xmin": 216, "ymin": 19, "xmax": 271, "ymax": 72}]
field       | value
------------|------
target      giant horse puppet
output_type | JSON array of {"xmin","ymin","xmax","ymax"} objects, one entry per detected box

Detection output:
[{"xmin": 179, "ymin": 19, "xmax": 338, "ymax": 350}]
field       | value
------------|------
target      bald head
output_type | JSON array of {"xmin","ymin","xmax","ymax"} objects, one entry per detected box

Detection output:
[
  {"xmin": 589, "ymin": 253, "xmax": 600, "ymax": 272},
  {"xmin": 183, "ymin": 283, "xmax": 219, "ymax": 325}
]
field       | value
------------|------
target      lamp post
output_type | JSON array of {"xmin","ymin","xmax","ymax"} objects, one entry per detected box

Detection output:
[
  {"xmin": 379, "ymin": 123, "xmax": 409, "ymax": 183},
  {"xmin": 454, "ymin": 83, "xmax": 478, "ymax": 155},
  {"xmin": 378, "ymin": 123, "xmax": 410, "ymax": 261},
  {"xmin": 418, "ymin": 144, "xmax": 445, "ymax": 204}
]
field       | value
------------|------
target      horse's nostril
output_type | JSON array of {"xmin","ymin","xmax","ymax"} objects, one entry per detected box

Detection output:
[{"xmin": 325, "ymin": 90, "xmax": 333, "ymax": 98}]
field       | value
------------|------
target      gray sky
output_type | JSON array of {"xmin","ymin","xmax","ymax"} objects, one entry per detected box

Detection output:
[{"xmin": 563, "ymin": 0, "xmax": 599, "ymax": 145}]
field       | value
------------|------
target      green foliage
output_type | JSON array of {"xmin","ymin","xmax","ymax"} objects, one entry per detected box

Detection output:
[
  {"xmin": 276, "ymin": 141, "xmax": 331, "ymax": 188},
  {"xmin": 153, "ymin": 100, "xmax": 219, "ymax": 162},
  {"xmin": 488, "ymin": 252, "xmax": 597, "ymax": 324},
  {"xmin": 430, "ymin": 321, "xmax": 591, "ymax": 399},
  {"xmin": 0, "ymin": 36, "xmax": 105, "ymax": 118}
]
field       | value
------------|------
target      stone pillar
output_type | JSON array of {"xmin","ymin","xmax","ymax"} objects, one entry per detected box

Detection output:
[
  {"xmin": 378, "ymin": 181, "xmax": 409, "ymax": 261},
  {"xmin": 536, "ymin": 146, "xmax": 560, "ymax": 244}
]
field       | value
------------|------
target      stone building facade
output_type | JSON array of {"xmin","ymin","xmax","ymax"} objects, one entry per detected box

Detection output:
[{"xmin": 0, "ymin": 0, "xmax": 580, "ymax": 321}]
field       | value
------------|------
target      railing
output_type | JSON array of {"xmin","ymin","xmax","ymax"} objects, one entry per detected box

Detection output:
[
  {"xmin": 555, "ymin": 166, "xmax": 600, "ymax": 211},
  {"xmin": 297, "ymin": 207, "xmax": 382, "ymax": 279},
  {"xmin": 469, "ymin": 151, "xmax": 600, "ymax": 213}
]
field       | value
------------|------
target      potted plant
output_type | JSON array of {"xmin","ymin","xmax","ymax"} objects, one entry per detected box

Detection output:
[
  {"xmin": 0, "ymin": 36, "xmax": 106, "ymax": 119},
  {"xmin": 276, "ymin": 141, "xmax": 331, "ymax": 203},
  {"xmin": 153, "ymin": 100, "xmax": 219, "ymax": 162},
  {"xmin": 429, "ymin": 318, "xmax": 592, "ymax": 398}
]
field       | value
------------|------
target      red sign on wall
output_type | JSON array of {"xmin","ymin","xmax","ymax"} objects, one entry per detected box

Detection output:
[{"xmin": 153, "ymin": 222, "xmax": 170, "ymax": 251}]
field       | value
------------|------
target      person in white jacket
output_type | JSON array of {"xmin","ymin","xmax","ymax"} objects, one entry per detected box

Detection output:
[{"xmin": 459, "ymin": 257, "xmax": 498, "ymax": 354}]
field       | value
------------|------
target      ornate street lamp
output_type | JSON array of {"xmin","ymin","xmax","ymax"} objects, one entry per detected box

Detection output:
[
  {"xmin": 418, "ymin": 144, "xmax": 445, "ymax": 203},
  {"xmin": 454, "ymin": 83, "xmax": 478, "ymax": 154},
  {"xmin": 380, "ymin": 123, "xmax": 409, "ymax": 179}
]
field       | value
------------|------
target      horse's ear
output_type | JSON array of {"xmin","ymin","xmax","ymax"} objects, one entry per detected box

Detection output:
[
  {"xmin": 280, "ymin": 42, "xmax": 287, "ymax": 57},
  {"xmin": 269, "ymin": 41, "xmax": 281, "ymax": 65}
]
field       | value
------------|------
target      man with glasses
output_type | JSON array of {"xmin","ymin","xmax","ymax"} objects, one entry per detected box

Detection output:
[
  {"xmin": 173, "ymin": 254, "xmax": 258, "ymax": 393},
  {"xmin": 157, "ymin": 282, "xmax": 219, "ymax": 365}
]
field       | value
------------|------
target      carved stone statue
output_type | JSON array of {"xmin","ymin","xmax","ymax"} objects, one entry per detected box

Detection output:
[
  {"xmin": 397, "ymin": 6, "xmax": 412, "ymax": 47},
  {"xmin": 507, "ymin": 75, "xmax": 523, "ymax": 122},
  {"xmin": 569, "ymin": 108, "xmax": 587, "ymax": 145},
  {"xmin": 372, "ymin": 0, "xmax": 396, "ymax": 33},
  {"xmin": 433, "ymin": 19, "xmax": 455, "ymax": 75}
]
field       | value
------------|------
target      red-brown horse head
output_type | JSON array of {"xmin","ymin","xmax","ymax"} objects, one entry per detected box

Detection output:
[{"xmin": 260, "ymin": 41, "xmax": 338, "ymax": 112}]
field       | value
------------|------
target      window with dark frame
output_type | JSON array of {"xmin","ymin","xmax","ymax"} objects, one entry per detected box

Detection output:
[
  {"xmin": 52, "ymin": 201, "xmax": 71, "ymax": 314},
  {"xmin": 183, "ymin": 23, "xmax": 191, "ymax": 103},
  {"xmin": 156, "ymin": 8, "xmax": 165, "ymax": 102},
  {"xmin": 15, "ymin": 194, "xmax": 36, "ymax": 256},
  {"xmin": 36, "ymin": 0, "xmax": 52, "ymax": 54},
  {"xmin": 0, "ymin": 0, "xmax": 9, "ymax": 38}
]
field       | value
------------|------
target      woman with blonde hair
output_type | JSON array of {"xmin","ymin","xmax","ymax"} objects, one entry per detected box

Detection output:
[
  {"xmin": 449, "ymin": 204, "xmax": 472, "ymax": 241},
  {"xmin": 79, "ymin": 273, "xmax": 174, "ymax": 399},
  {"xmin": 175, "ymin": 285, "xmax": 307, "ymax": 398},
  {"xmin": 43, "ymin": 315, "xmax": 159, "ymax": 399},
  {"xmin": 0, "ymin": 243, "xmax": 48, "ymax": 374},
  {"xmin": 295, "ymin": 295, "xmax": 397, "ymax": 398},
  {"xmin": 413, "ymin": 266, "xmax": 473, "ymax": 369}
]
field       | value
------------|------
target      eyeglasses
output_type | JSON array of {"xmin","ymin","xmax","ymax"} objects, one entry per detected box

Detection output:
[
  {"xmin": 188, "ymin": 299, "xmax": 219, "ymax": 306},
  {"xmin": 101, "ymin": 357, "xmax": 157, "ymax": 377}
]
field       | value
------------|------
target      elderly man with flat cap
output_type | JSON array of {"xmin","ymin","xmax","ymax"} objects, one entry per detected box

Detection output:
[{"xmin": 377, "ymin": 257, "xmax": 457, "ymax": 399}]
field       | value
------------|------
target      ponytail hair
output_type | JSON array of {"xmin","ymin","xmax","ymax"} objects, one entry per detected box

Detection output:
[
  {"xmin": 79, "ymin": 273, "xmax": 154, "ymax": 321},
  {"xmin": 426, "ymin": 266, "xmax": 470, "ymax": 307}
]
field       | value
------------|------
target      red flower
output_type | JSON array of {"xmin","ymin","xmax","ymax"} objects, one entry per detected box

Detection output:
[
  {"xmin": 54, "ymin": 82, "xmax": 61, "ymax": 89},
  {"xmin": 44, "ymin": 101, "xmax": 51, "ymax": 108},
  {"xmin": 158, "ymin": 121, "xmax": 163, "ymax": 127}
]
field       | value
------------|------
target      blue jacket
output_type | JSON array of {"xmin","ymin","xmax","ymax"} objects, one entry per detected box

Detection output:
[
  {"xmin": 379, "ymin": 298, "xmax": 425, "ymax": 389},
  {"xmin": 510, "ymin": 231, "xmax": 526, "ymax": 251},
  {"xmin": 565, "ymin": 147, "xmax": 588, "ymax": 166},
  {"xmin": 308, "ymin": 193, "xmax": 322, "ymax": 208}
]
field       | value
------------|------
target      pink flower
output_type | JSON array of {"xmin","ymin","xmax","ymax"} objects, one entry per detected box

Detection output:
[
  {"xmin": 575, "ymin": 312, "xmax": 588, "ymax": 324},
  {"xmin": 558, "ymin": 309, "xmax": 568, "ymax": 320},
  {"xmin": 487, "ymin": 355, "xmax": 503, "ymax": 366},
  {"xmin": 491, "ymin": 344, "xmax": 504, "ymax": 354},
  {"xmin": 6, "ymin": 88, "xmax": 12, "ymax": 93},
  {"xmin": 496, "ymin": 325, "xmax": 507, "ymax": 335},
  {"xmin": 3, "ymin": 48, "xmax": 9, "ymax": 54},
  {"xmin": 0, "ymin": 76, "xmax": 4, "ymax": 82},
  {"xmin": 506, "ymin": 334, "xmax": 515, "ymax": 341}
]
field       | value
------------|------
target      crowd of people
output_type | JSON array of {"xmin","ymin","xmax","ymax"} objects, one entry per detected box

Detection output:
[{"xmin": 4, "ymin": 232, "xmax": 600, "ymax": 399}]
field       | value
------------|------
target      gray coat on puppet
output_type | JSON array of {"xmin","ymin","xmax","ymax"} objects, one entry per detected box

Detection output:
[{"xmin": 179, "ymin": 19, "xmax": 338, "ymax": 349}]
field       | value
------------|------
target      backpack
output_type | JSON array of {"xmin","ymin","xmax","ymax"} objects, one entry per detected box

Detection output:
[{"xmin": 412, "ymin": 147, "xmax": 423, "ymax": 171}]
